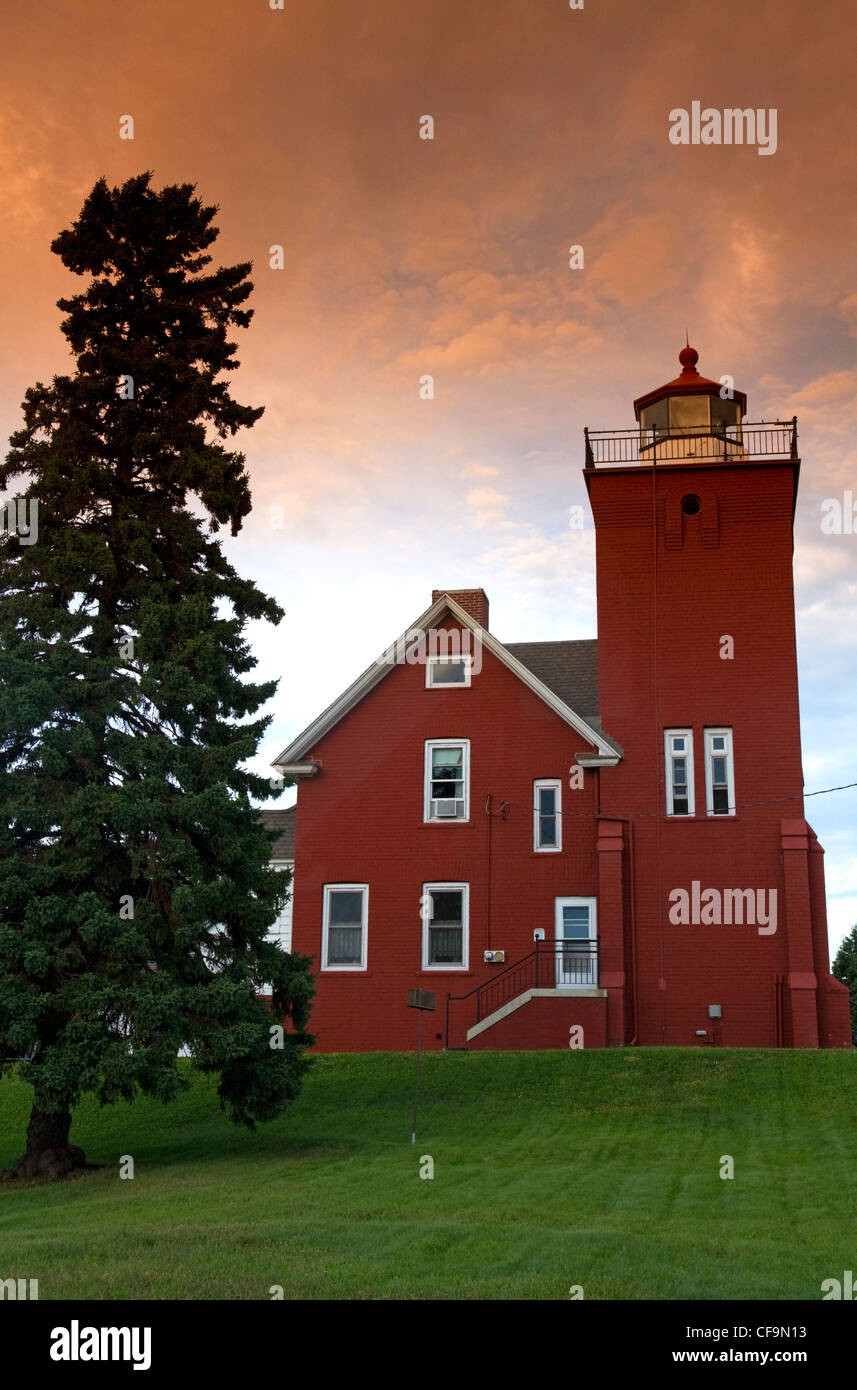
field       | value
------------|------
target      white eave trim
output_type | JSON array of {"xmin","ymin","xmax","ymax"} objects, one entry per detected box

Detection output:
[
  {"xmin": 272, "ymin": 595, "xmax": 620, "ymax": 766},
  {"xmin": 575, "ymin": 753, "xmax": 621, "ymax": 768},
  {"xmin": 277, "ymin": 762, "xmax": 320, "ymax": 778}
]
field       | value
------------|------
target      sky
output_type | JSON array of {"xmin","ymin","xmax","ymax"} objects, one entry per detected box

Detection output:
[{"xmin": 1, "ymin": 0, "xmax": 856, "ymax": 948}]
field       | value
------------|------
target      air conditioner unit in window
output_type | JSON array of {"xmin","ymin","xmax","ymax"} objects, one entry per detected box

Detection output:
[{"xmin": 433, "ymin": 799, "xmax": 459, "ymax": 817}]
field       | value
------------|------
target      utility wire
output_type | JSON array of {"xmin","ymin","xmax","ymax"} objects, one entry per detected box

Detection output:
[{"xmin": 492, "ymin": 779, "xmax": 857, "ymax": 824}]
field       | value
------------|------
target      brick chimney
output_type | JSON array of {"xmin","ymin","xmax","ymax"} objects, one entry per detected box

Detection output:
[{"xmin": 431, "ymin": 588, "xmax": 489, "ymax": 630}]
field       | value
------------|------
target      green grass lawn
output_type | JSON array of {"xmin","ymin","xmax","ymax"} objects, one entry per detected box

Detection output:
[{"xmin": 1, "ymin": 1048, "xmax": 855, "ymax": 1300}]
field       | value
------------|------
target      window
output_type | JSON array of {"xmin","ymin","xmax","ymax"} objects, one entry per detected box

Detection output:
[
  {"xmin": 665, "ymin": 729, "xmax": 694, "ymax": 816},
  {"xmin": 534, "ymin": 779, "xmax": 562, "ymax": 851},
  {"xmin": 422, "ymin": 883, "xmax": 468, "ymax": 969},
  {"xmin": 426, "ymin": 654, "xmax": 471, "ymax": 688},
  {"xmin": 704, "ymin": 728, "xmax": 735, "ymax": 816},
  {"xmin": 424, "ymin": 739, "xmax": 469, "ymax": 821},
  {"xmin": 322, "ymin": 884, "xmax": 368, "ymax": 969},
  {"xmin": 670, "ymin": 394, "xmax": 710, "ymax": 430}
]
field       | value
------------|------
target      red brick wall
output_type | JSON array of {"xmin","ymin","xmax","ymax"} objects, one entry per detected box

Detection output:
[
  {"xmin": 467, "ymin": 993, "xmax": 607, "ymax": 1050},
  {"xmin": 586, "ymin": 457, "xmax": 842, "ymax": 1047}
]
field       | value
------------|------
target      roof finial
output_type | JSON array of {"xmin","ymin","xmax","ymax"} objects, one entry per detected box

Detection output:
[{"xmin": 678, "ymin": 338, "xmax": 699, "ymax": 371}]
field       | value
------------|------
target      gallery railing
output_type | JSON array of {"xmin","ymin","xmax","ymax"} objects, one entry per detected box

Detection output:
[{"xmin": 583, "ymin": 418, "xmax": 798, "ymax": 467}]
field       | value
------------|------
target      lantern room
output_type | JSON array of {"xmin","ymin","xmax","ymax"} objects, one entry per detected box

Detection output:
[{"xmin": 633, "ymin": 345, "xmax": 747, "ymax": 461}]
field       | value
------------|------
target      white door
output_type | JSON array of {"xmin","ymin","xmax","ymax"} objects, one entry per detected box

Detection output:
[{"xmin": 554, "ymin": 897, "xmax": 597, "ymax": 987}]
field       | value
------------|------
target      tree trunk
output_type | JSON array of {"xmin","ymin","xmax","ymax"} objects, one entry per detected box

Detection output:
[{"xmin": 1, "ymin": 1105, "xmax": 85, "ymax": 1182}]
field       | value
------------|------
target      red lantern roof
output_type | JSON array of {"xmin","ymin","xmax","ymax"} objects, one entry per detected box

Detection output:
[{"xmin": 633, "ymin": 345, "xmax": 747, "ymax": 419}]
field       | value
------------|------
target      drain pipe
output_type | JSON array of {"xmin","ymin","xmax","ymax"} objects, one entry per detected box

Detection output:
[
  {"xmin": 627, "ymin": 816, "xmax": 640, "ymax": 1045},
  {"xmin": 602, "ymin": 811, "xmax": 639, "ymax": 1046}
]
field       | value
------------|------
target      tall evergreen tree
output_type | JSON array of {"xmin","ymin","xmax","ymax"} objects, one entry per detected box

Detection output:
[
  {"xmin": 832, "ymin": 925, "xmax": 857, "ymax": 1045},
  {"xmin": 0, "ymin": 173, "xmax": 313, "ymax": 1180}
]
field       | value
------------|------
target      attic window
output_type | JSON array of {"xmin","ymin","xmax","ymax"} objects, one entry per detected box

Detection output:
[
  {"xmin": 426, "ymin": 655, "xmax": 471, "ymax": 688},
  {"xmin": 681, "ymin": 494, "xmax": 702, "ymax": 516}
]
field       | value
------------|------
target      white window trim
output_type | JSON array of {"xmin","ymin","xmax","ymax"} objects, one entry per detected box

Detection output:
[
  {"xmin": 704, "ymin": 727, "xmax": 735, "ymax": 817},
  {"xmin": 424, "ymin": 738, "xmax": 470, "ymax": 822},
  {"xmin": 665, "ymin": 728, "xmax": 695, "ymax": 817},
  {"xmin": 421, "ymin": 881, "xmax": 469, "ymax": 970},
  {"xmin": 533, "ymin": 778, "xmax": 562, "ymax": 852},
  {"xmin": 425, "ymin": 652, "xmax": 473, "ymax": 688},
  {"xmin": 321, "ymin": 883, "xmax": 368, "ymax": 971},
  {"xmin": 554, "ymin": 896, "xmax": 597, "ymax": 988}
]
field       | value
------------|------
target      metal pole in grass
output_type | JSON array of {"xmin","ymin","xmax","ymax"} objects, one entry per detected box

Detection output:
[{"xmin": 407, "ymin": 989, "xmax": 437, "ymax": 1144}]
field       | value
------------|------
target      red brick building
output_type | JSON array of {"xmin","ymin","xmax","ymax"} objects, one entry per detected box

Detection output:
[{"xmin": 270, "ymin": 349, "xmax": 852, "ymax": 1052}]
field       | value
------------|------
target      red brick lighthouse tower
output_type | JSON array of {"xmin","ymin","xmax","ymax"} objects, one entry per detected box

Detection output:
[{"xmin": 584, "ymin": 347, "xmax": 851, "ymax": 1048}]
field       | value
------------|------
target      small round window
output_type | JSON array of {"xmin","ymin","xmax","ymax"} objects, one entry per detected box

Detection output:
[{"xmin": 681, "ymin": 494, "xmax": 702, "ymax": 516}]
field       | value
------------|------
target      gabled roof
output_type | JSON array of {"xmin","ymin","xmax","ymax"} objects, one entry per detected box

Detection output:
[
  {"xmin": 258, "ymin": 806, "xmax": 296, "ymax": 859},
  {"xmin": 505, "ymin": 639, "xmax": 598, "ymax": 719},
  {"xmin": 273, "ymin": 595, "xmax": 621, "ymax": 768}
]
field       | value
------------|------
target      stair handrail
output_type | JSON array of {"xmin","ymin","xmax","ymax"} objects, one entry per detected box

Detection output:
[{"xmin": 444, "ymin": 939, "xmax": 598, "ymax": 1047}]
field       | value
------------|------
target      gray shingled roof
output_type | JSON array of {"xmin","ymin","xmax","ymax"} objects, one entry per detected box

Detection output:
[
  {"xmin": 258, "ymin": 805, "xmax": 296, "ymax": 859},
  {"xmin": 504, "ymin": 639, "xmax": 599, "ymax": 719}
]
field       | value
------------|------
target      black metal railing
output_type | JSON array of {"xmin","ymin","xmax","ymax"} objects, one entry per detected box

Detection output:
[
  {"xmin": 444, "ymin": 939, "xmax": 599, "ymax": 1048},
  {"xmin": 583, "ymin": 418, "xmax": 798, "ymax": 467}
]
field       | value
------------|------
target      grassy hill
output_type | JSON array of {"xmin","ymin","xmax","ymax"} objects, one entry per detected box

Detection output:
[{"xmin": 1, "ymin": 1048, "xmax": 855, "ymax": 1300}]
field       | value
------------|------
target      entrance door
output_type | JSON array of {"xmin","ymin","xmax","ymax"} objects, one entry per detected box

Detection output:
[{"xmin": 554, "ymin": 898, "xmax": 597, "ymax": 987}]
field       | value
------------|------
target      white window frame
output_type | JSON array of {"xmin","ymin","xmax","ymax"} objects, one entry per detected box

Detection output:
[
  {"xmin": 554, "ymin": 896, "xmax": 597, "ymax": 988},
  {"xmin": 665, "ymin": 728, "xmax": 695, "ymax": 816},
  {"xmin": 533, "ymin": 778, "xmax": 562, "ymax": 852},
  {"xmin": 704, "ymin": 727, "xmax": 735, "ymax": 817},
  {"xmin": 421, "ymin": 881, "xmax": 469, "ymax": 970},
  {"xmin": 425, "ymin": 653, "xmax": 472, "ymax": 688},
  {"xmin": 321, "ymin": 883, "xmax": 368, "ymax": 971},
  {"xmin": 424, "ymin": 738, "xmax": 470, "ymax": 822}
]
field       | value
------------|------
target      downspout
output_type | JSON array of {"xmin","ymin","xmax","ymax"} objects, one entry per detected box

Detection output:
[
  {"xmin": 627, "ymin": 816, "xmax": 640, "ymax": 1046},
  {"xmin": 486, "ymin": 793, "xmax": 493, "ymax": 950},
  {"xmin": 597, "ymin": 779, "xmax": 639, "ymax": 1044},
  {"xmin": 651, "ymin": 450, "xmax": 667, "ymax": 1042}
]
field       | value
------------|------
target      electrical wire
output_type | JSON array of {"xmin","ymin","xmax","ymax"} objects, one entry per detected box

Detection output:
[{"xmin": 491, "ymin": 779, "xmax": 857, "ymax": 824}]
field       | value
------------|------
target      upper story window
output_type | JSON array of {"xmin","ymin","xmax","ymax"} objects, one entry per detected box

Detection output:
[
  {"xmin": 424, "ymin": 739, "xmax": 469, "ymax": 821},
  {"xmin": 665, "ymin": 729, "xmax": 694, "ymax": 816},
  {"xmin": 322, "ymin": 884, "xmax": 368, "ymax": 970},
  {"xmin": 534, "ymin": 779, "xmax": 562, "ymax": 851},
  {"xmin": 704, "ymin": 728, "xmax": 735, "ymax": 816},
  {"xmin": 426, "ymin": 654, "xmax": 472, "ymax": 688}
]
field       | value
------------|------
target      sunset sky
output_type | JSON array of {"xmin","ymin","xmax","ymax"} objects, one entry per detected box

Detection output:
[{"xmin": 1, "ymin": 0, "xmax": 855, "ymax": 945}]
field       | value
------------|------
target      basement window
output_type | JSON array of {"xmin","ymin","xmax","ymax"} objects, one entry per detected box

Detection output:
[
  {"xmin": 665, "ymin": 729, "xmax": 694, "ymax": 816},
  {"xmin": 704, "ymin": 728, "xmax": 735, "ymax": 816}
]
